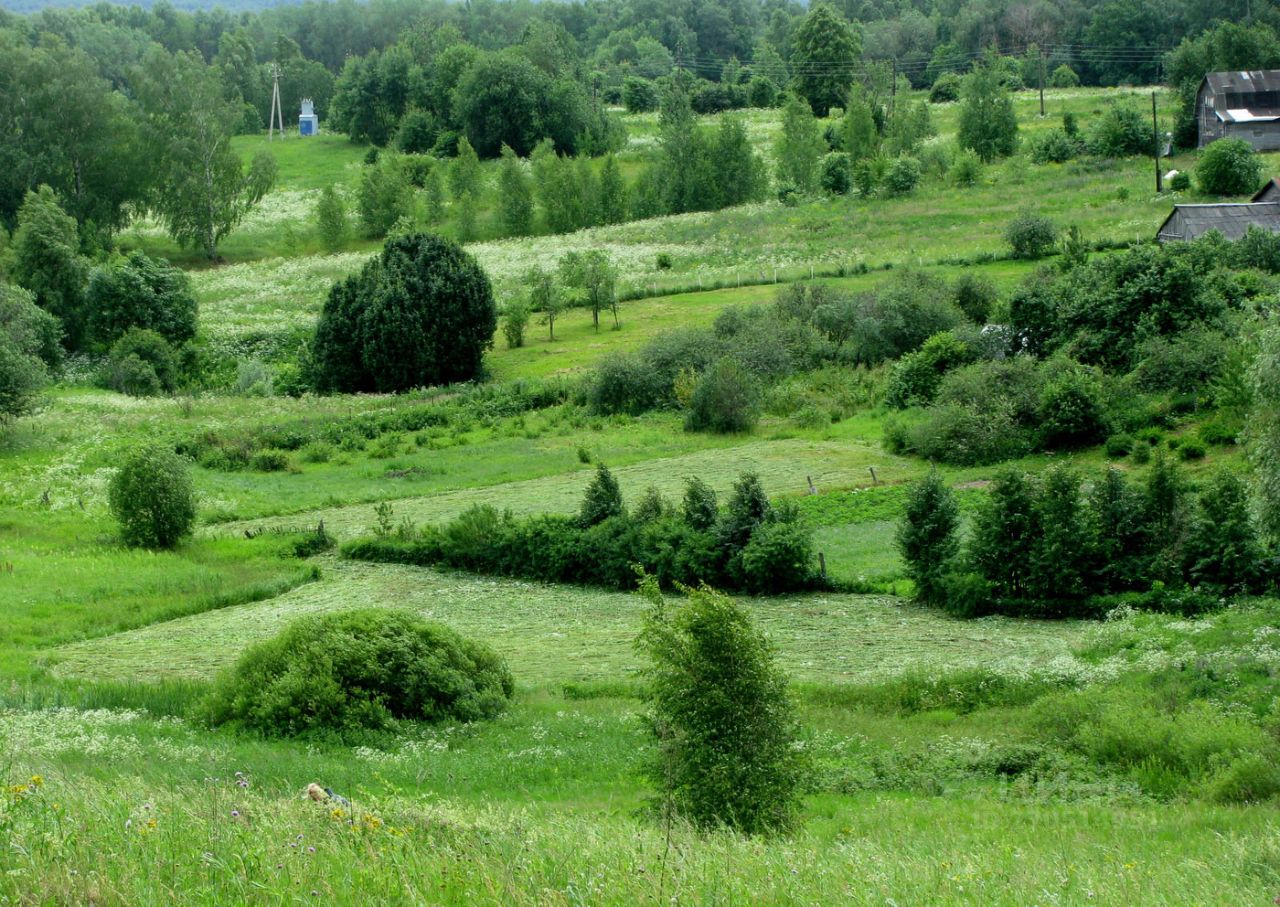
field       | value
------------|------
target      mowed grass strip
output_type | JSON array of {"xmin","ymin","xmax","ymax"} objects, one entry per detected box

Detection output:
[
  {"xmin": 207, "ymin": 437, "xmax": 918, "ymax": 539},
  {"xmin": 50, "ymin": 560, "xmax": 1084, "ymax": 686}
]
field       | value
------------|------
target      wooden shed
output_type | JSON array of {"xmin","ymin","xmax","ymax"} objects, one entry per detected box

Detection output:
[
  {"xmin": 1156, "ymin": 202, "xmax": 1280, "ymax": 243},
  {"xmin": 1197, "ymin": 71, "xmax": 1280, "ymax": 150}
]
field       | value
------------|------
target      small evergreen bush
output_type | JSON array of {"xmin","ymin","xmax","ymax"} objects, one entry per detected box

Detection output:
[
  {"xmin": 579, "ymin": 463, "xmax": 624, "ymax": 527},
  {"xmin": 897, "ymin": 470, "xmax": 960, "ymax": 606},
  {"xmin": 205, "ymin": 609, "xmax": 514, "ymax": 737}
]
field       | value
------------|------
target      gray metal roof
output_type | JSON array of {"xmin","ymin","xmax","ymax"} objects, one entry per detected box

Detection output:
[
  {"xmin": 1157, "ymin": 202, "xmax": 1280, "ymax": 241},
  {"xmin": 1204, "ymin": 70, "xmax": 1280, "ymax": 95},
  {"xmin": 1253, "ymin": 178, "xmax": 1280, "ymax": 202}
]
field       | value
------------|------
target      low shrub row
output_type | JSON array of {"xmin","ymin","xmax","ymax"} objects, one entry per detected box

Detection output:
[{"xmin": 345, "ymin": 469, "xmax": 821, "ymax": 595}]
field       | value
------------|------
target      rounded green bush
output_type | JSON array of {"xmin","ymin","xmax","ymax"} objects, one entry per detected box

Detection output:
[
  {"xmin": 108, "ymin": 445, "xmax": 196, "ymax": 549},
  {"xmin": 685, "ymin": 357, "xmax": 761, "ymax": 434},
  {"xmin": 1196, "ymin": 138, "xmax": 1263, "ymax": 196},
  {"xmin": 1104, "ymin": 433, "xmax": 1133, "ymax": 458},
  {"xmin": 739, "ymin": 520, "xmax": 815, "ymax": 593},
  {"xmin": 205, "ymin": 609, "xmax": 514, "ymax": 737}
]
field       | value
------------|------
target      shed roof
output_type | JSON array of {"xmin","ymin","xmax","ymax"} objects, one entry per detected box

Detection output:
[
  {"xmin": 1252, "ymin": 178, "xmax": 1280, "ymax": 202},
  {"xmin": 1203, "ymin": 70, "xmax": 1280, "ymax": 95},
  {"xmin": 1157, "ymin": 202, "xmax": 1280, "ymax": 241}
]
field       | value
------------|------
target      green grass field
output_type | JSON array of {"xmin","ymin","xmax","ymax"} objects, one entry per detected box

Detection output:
[{"xmin": 3, "ymin": 88, "xmax": 1278, "ymax": 904}]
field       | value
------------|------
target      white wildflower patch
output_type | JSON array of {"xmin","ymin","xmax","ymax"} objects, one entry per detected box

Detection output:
[{"xmin": 0, "ymin": 709, "xmax": 221, "ymax": 763}]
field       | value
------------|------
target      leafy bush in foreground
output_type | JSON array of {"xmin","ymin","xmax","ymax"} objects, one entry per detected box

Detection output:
[
  {"xmin": 205, "ymin": 608, "xmax": 513, "ymax": 737},
  {"xmin": 108, "ymin": 445, "xmax": 196, "ymax": 549},
  {"xmin": 637, "ymin": 577, "xmax": 806, "ymax": 834}
]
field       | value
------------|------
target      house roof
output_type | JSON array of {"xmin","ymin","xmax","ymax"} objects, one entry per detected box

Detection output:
[
  {"xmin": 1219, "ymin": 107, "xmax": 1280, "ymax": 123},
  {"xmin": 1156, "ymin": 202, "xmax": 1280, "ymax": 241},
  {"xmin": 1252, "ymin": 178, "xmax": 1280, "ymax": 202},
  {"xmin": 1203, "ymin": 70, "xmax": 1280, "ymax": 96}
]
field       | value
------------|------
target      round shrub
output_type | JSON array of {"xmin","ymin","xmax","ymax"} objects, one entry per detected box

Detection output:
[
  {"xmin": 1205, "ymin": 753, "xmax": 1280, "ymax": 804},
  {"xmin": 311, "ymin": 233, "xmax": 497, "ymax": 393},
  {"xmin": 1196, "ymin": 138, "xmax": 1263, "ymax": 196},
  {"xmin": 1049, "ymin": 64, "xmax": 1079, "ymax": 88},
  {"xmin": 1005, "ymin": 211, "xmax": 1059, "ymax": 259},
  {"xmin": 1178, "ymin": 439, "xmax": 1206, "ymax": 461},
  {"xmin": 685, "ymin": 357, "xmax": 761, "ymax": 434},
  {"xmin": 395, "ymin": 109, "xmax": 439, "ymax": 154},
  {"xmin": 100, "ymin": 353, "xmax": 162, "ymax": 397},
  {"xmin": 0, "ymin": 284, "xmax": 63, "ymax": 371},
  {"xmin": 883, "ymin": 156, "xmax": 922, "ymax": 196},
  {"xmin": 738, "ymin": 520, "xmax": 815, "ymax": 593},
  {"xmin": 820, "ymin": 152, "xmax": 852, "ymax": 195},
  {"xmin": 588, "ymin": 352, "xmax": 665, "ymax": 415},
  {"xmin": 1104, "ymin": 433, "xmax": 1134, "ymax": 458},
  {"xmin": 1037, "ymin": 365, "xmax": 1108, "ymax": 449},
  {"xmin": 108, "ymin": 444, "xmax": 196, "ymax": 549},
  {"xmin": 951, "ymin": 147, "xmax": 983, "ymax": 187},
  {"xmin": 1086, "ymin": 103, "xmax": 1151, "ymax": 158},
  {"xmin": 952, "ymin": 273, "xmax": 997, "ymax": 323},
  {"xmin": 929, "ymin": 72, "xmax": 961, "ymax": 103},
  {"xmin": 623, "ymin": 76, "xmax": 660, "ymax": 113},
  {"xmin": 1028, "ymin": 129, "xmax": 1077, "ymax": 164},
  {"xmin": 205, "ymin": 609, "xmax": 514, "ymax": 737},
  {"xmin": 101, "ymin": 328, "xmax": 179, "ymax": 395},
  {"xmin": 85, "ymin": 251, "xmax": 197, "ymax": 349},
  {"xmin": 1170, "ymin": 170, "xmax": 1191, "ymax": 192}
]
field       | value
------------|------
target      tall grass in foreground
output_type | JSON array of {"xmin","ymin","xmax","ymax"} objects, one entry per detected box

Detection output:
[{"xmin": 2, "ymin": 774, "xmax": 1276, "ymax": 905}]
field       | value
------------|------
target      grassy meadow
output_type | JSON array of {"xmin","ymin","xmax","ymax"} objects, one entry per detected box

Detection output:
[{"xmin": 5, "ymin": 87, "xmax": 1280, "ymax": 905}]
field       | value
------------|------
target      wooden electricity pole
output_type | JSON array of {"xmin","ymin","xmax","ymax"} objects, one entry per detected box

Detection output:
[
  {"xmin": 1152, "ymin": 91, "xmax": 1162, "ymax": 193},
  {"xmin": 1039, "ymin": 53, "xmax": 1046, "ymax": 117},
  {"xmin": 268, "ymin": 64, "xmax": 284, "ymax": 141}
]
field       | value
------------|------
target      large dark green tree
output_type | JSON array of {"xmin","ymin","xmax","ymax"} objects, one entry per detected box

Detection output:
[
  {"xmin": 0, "ymin": 34, "xmax": 147, "ymax": 232},
  {"xmin": 788, "ymin": 3, "xmax": 860, "ymax": 117},
  {"xmin": 311, "ymin": 233, "xmax": 497, "ymax": 394}
]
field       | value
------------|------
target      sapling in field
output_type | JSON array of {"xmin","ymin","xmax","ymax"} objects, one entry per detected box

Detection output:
[{"xmin": 637, "ymin": 575, "xmax": 806, "ymax": 835}]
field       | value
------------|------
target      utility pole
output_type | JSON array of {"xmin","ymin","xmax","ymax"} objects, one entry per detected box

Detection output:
[
  {"xmin": 268, "ymin": 64, "xmax": 284, "ymax": 141},
  {"xmin": 1038, "ymin": 53, "xmax": 1046, "ymax": 117},
  {"xmin": 891, "ymin": 59, "xmax": 897, "ymax": 115},
  {"xmin": 1152, "ymin": 91, "xmax": 1163, "ymax": 193}
]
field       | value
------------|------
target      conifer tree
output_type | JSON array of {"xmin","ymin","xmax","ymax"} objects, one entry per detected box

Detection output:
[
  {"xmin": 896, "ymin": 470, "xmax": 959, "ymax": 606},
  {"xmin": 789, "ymin": 3, "xmax": 860, "ymax": 116}
]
